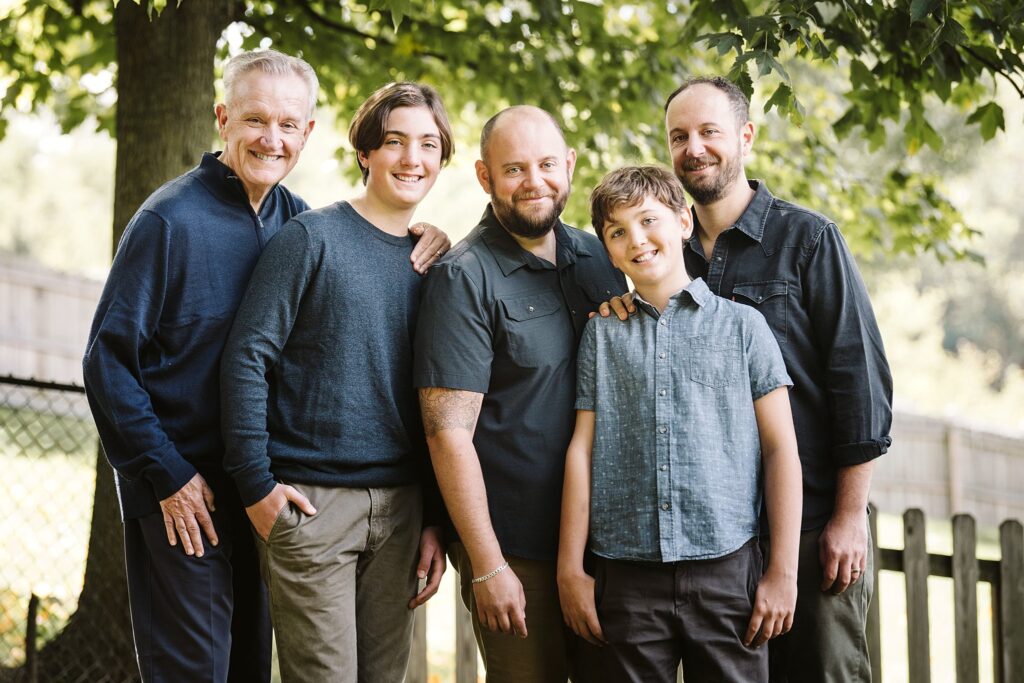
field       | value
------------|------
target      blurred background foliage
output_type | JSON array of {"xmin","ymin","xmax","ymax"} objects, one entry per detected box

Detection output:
[{"xmin": 1, "ymin": 0, "xmax": 1023, "ymax": 430}]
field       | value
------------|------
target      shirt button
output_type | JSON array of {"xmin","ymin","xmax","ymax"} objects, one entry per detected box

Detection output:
[
  {"xmin": 659, "ymin": 319, "xmax": 667, "ymax": 326},
  {"xmin": 527, "ymin": 305, "xmax": 535, "ymax": 312},
  {"xmin": 571, "ymin": 309, "xmax": 576, "ymax": 315},
  {"xmin": 658, "ymin": 425, "xmax": 667, "ymax": 434},
  {"xmin": 661, "ymin": 502, "xmax": 671, "ymax": 511},
  {"xmin": 659, "ymin": 352, "xmax": 666, "ymax": 359},
  {"xmin": 659, "ymin": 464, "xmax": 668, "ymax": 472},
  {"xmin": 715, "ymin": 256, "xmax": 722, "ymax": 261},
  {"xmin": 659, "ymin": 389, "xmax": 667, "ymax": 397}
]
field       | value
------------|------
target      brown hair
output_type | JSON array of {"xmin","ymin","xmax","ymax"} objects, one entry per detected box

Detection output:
[
  {"xmin": 348, "ymin": 82, "xmax": 454, "ymax": 184},
  {"xmin": 664, "ymin": 76, "xmax": 749, "ymax": 130},
  {"xmin": 590, "ymin": 165, "xmax": 688, "ymax": 241}
]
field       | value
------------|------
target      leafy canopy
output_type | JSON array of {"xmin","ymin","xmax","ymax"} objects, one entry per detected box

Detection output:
[{"xmin": 2, "ymin": 0, "xmax": 1022, "ymax": 256}]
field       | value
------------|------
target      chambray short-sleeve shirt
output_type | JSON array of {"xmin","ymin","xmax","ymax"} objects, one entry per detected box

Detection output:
[{"xmin": 576, "ymin": 278, "xmax": 792, "ymax": 562}]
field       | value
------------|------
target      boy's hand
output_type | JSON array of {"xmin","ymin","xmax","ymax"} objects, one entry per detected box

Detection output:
[
  {"xmin": 557, "ymin": 569, "xmax": 606, "ymax": 646},
  {"xmin": 473, "ymin": 566, "xmax": 528, "ymax": 638},
  {"xmin": 409, "ymin": 526, "xmax": 446, "ymax": 608},
  {"xmin": 591, "ymin": 292, "xmax": 635, "ymax": 320},
  {"xmin": 744, "ymin": 569, "xmax": 796, "ymax": 647}
]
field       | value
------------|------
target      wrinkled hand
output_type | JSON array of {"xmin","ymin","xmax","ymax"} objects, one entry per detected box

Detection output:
[
  {"xmin": 473, "ymin": 565, "xmax": 528, "ymax": 638},
  {"xmin": 591, "ymin": 292, "xmax": 635, "ymax": 320},
  {"xmin": 819, "ymin": 510, "xmax": 868, "ymax": 594},
  {"xmin": 744, "ymin": 569, "xmax": 797, "ymax": 647},
  {"xmin": 409, "ymin": 222, "xmax": 451, "ymax": 274},
  {"xmin": 246, "ymin": 483, "xmax": 317, "ymax": 542},
  {"xmin": 557, "ymin": 570, "xmax": 606, "ymax": 646},
  {"xmin": 409, "ymin": 526, "xmax": 446, "ymax": 608},
  {"xmin": 159, "ymin": 473, "xmax": 217, "ymax": 557}
]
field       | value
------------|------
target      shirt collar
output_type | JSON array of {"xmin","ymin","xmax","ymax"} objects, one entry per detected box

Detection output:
[
  {"xmin": 479, "ymin": 204, "xmax": 595, "ymax": 277},
  {"xmin": 194, "ymin": 151, "xmax": 255, "ymax": 209},
  {"xmin": 632, "ymin": 277, "xmax": 712, "ymax": 318},
  {"xmin": 687, "ymin": 179, "xmax": 775, "ymax": 253}
]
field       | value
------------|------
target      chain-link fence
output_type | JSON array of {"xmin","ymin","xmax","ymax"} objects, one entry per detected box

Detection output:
[{"xmin": 0, "ymin": 375, "xmax": 137, "ymax": 683}]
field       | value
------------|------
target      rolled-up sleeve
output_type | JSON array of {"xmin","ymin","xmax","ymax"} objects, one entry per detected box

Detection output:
[{"xmin": 806, "ymin": 223, "xmax": 893, "ymax": 466}]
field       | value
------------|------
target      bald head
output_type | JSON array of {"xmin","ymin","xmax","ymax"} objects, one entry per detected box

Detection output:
[{"xmin": 480, "ymin": 105, "xmax": 567, "ymax": 164}]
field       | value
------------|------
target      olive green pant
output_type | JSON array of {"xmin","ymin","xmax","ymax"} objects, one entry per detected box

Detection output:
[{"xmin": 256, "ymin": 483, "xmax": 422, "ymax": 683}]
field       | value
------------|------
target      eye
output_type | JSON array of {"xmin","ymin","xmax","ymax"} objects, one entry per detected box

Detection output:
[
  {"xmin": 641, "ymin": 216, "xmax": 657, "ymax": 225},
  {"xmin": 702, "ymin": 128, "xmax": 718, "ymax": 136},
  {"xmin": 506, "ymin": 166, "xmax": 521, "ymax": 176},
  {"xmin": 670, "ymin": 133, "xmax": 686, "ymax": 145},
  {"xmin": 282, "ymin": 121, "xmax": 298, "ymax": 131},
  {"xmin": 423, "ymin": 141, "xmax": 438, "ymax": 150},
  {"xmin": 541, "ymin": 161, "xmax": 557, "ymax": 170},
  {"xmin": 608, "ymin": 227, "xmax": 624, "ymax": 239},
  {"xmin": 385, "ymin": 138, "xmax": 402, "ymax": 146},
  {"xmin": 246, "ymin": 117, "xmax": 262, "ymax": 125}
]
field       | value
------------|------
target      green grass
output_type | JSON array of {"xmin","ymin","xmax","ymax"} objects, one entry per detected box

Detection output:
[{"xmin": 0, "ymin": 446, "xmax": 1006, "ymax": 681}]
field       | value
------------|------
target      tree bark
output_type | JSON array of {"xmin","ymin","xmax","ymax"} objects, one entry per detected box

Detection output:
[{"xmin": 24, "ymin": 2, "xmax": 234, "ymax": 681}]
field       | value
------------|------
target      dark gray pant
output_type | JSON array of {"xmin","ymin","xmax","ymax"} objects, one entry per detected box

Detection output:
[
  {"xmin": 124, "ymin": 482, "xmax": 271, "ymax": 683},
  {"xmin": 766, "ymin": 523, "xmax": 874, "ymax": 683},
  {"xmin": 595, "ymin": 539, "xmax": 767, "ymax": 683}
]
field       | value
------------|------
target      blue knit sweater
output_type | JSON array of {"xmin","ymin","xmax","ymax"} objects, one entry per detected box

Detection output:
[{"xmin": 221, "ymin": 201, "xmax": 431, "ymax": 508}]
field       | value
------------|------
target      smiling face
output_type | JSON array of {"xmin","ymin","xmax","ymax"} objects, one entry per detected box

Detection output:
[
  {"xmin": 358, "ymin": 105, "xmax": 443, "ymax": 212},
  {"xmin": 601, "ymin": 195, "xmax": 693, "ymax": 292},
  {"xmin": 476, "ymin": 108, "xmax": 576, "ymax": 239},
  {"xmin": 664, "ymin": 83, "xmax": 753, "ymax": 206},
  {"xmin": 215, "ymin": 71, "xmax": 315, "ymax": 209}
]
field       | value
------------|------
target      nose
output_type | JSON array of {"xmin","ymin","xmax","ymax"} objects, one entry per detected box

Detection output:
[
  {"xmin": 686, "ymin": 135, "xmax": 705, "ymax": 157},
  {"xmin": 401, "ymin": 144, "xmax": 420, "ymax": 167},
  {"xmin": 261, "ymin": 125, "xmax": 282, "ymax": 148},
  {"xmin": 521, "ymin": 166, "xmax": 543, "ymax": 190}
]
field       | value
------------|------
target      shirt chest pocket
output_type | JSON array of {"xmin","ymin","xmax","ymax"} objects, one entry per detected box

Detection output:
[
  {"xmin": 731, "ymin": 280, "xmax": 788, "ymax": 345},
  {"xmin": 685, "ymin": 335, "xmax": 743, "ymax": 390},
  {"xmin": 499, "ymin": 292, "xmax": 566, "ymax": 368}
]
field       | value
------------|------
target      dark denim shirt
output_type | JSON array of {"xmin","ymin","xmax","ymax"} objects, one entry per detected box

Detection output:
[
  {"xmin": 414, "ymin": 205, "xmax": 627, "ymax": 560},
  {"xmin": 576, "ymin": 278, "xmax": 791, "ymax": 561},
  {"xmin": 684, "ymin": 181, "xmax": 893, "ymax": 530}
]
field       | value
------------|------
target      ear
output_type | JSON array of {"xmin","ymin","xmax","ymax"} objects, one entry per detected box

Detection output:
[
  {"xmin": 214, "ymin": 103, "xmax": 229, "ymax": 141},
  {"xmin": 679, "ymin": 206, "xmax": 694, "ymax": 241},
  {"xmin": 740, "ymin": 120, "xmax": 755, "ymax": 157},
  {"xmin": 475, "ymin": 159, "xmax": 492, "ymax": 194},
  {"xmin": 302, "ymin": 119, "xmax": 316, "ymax": 145},
  {"xmin": 565, "ymin": 147, "xmax": 578, "ymax": 181},
  {"xmin": 357, "ymin": 148, "xmax": 370, "ymax": 170}
]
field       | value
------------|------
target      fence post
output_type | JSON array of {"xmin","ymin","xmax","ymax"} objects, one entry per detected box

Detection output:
[
  {"xmin": 946, "ymin": 424, "xmax": 965, "ymax": 515},
  {"xmin": 406, "ymin": 607, "xmax": 428, "ymax": 683},
  {"xmin": 999, "ymin": 520, "xmax": 1023, "ymax": 683},
  {"xmin": 867, "ymin": 504, "xmax": 882, "ymax": 683},
  {"xmin": 455, "ymin": 595, "xmax": 478, "ymax": 683},
  {"xmin": 952, "ymin": 514, "xmax": 979, "ymax": 683},
  {"xmin": 904, "ymin": 509, "xmax": 931, "ymax": 683},
  {"xmin": 25, "ymin": 593, "xmax": 39, "ymax": 683}
]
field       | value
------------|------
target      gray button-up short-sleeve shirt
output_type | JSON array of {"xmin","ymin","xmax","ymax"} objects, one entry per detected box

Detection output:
[
  {"xmin": 415, "ymin": 205, "xmax": 627, "ymax": 560},
  {"xmin": 576, "ymin": 278, "xmax": 791, "ymax": 562}
]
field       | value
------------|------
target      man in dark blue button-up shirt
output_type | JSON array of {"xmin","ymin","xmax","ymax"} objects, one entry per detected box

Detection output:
[{"xmin": 662, "ymin": 77, "xmax": 893, "ymax": 683}]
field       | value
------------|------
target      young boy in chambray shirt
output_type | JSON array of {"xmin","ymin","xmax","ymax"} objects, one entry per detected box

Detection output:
[{"xmin": 557, "ymin": 166, "xmax": 803, "ymax": 682}]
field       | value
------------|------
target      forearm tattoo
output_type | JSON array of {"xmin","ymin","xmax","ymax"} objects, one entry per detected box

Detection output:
[{"xmin": 419, "ymin": 387, "xmax": 482, "ymax": 438}]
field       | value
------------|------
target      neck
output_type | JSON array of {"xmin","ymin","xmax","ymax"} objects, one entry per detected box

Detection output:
[
  {"xmin": 349, "ymin": 193, "xmax": 416, "ymax": 236},
  {"xmin": 692, "ymin": 175, "xmax": 756, "ymax": 244},
  {"xmin": 636, "ymin": 268, "xmax": 692, "ymax": 313},
  {"xmin": 240, "ymin": 184, "xmax": 270, "ymax": 215},
  {"xmin": 505, "ymin": 225, "xmax": 558, "ymax": 265}
]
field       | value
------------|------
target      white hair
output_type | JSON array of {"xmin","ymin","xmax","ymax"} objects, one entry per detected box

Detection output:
[{"xmin": 223, "ymin": 49, "xmax": 318, "ymax": 118}]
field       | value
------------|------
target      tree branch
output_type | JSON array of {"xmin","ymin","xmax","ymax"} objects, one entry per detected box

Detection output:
[{"xmin": 961, "ymin": 44, "xmax": 1024, "ymax": 99}]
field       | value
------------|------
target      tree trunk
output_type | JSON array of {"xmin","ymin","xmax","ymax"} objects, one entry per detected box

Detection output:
[{"xmin": 25, "ymin": 2, "xmax": 234, "ymax": 681}]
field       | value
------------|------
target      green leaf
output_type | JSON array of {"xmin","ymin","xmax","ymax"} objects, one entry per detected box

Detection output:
[
  {"xmin": 966, "ymin": 102, "xmax": 1005, "ymax": 140},
  {"xmin": 910, "ymin": 0, "xmax": 939, "ymax": 23},
  {"xmin": 849, "ymin": 59, "xmax": 873, "ymax": 90}
]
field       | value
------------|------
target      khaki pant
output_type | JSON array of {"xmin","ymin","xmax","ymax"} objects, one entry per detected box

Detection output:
[
  {"xmin": 766, "ymin": 521, "xmax": 875, "ymax": 683},
  {"xmin": 256, "ymin": 483, "xmax": 422, "ymax": 683}
]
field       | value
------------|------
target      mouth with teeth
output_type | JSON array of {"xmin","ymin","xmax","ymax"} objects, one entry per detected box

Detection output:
[
  {"xmin": 393, "ymin": 173, "xmax": 423, "ymax": 184},
  {"xmin": 633, "ymin": 249, "xmax": 658, "ymax": 264},
  {"xmin": 683, "ymin": 156, "xmax": 718, "ymax": 175},
  {"xmin": 250, "ymin": 151, "xmax": 283, "ymax": 162}
]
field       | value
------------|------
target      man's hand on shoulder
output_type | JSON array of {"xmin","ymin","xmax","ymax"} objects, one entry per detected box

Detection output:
[
  {"xmin": 159, "ymin": 473, "xmax": 218, "ymax": 557},
  {"xmin": 245, "ymin": 482, "xmax": 317, "ymax": 542},
  {"xmin": 591, "ymin": 292, "xmax": 635, "ymax": 320},
  {"xmin": 409, "ymin": 525, "xmax": 446, "ymax": 609},
  {"xmin": 409, "ymin": 222, "xmax": 451, "ymax": 274},
  {"xmin": 473, "ymin": 563, "xmax": 528, "ymax": 638}
]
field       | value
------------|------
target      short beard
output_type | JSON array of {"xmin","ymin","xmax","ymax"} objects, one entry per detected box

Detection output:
[
  {"xmin": 491, "ymin": 188, "xmax": 569, "ymax": 239},
  {"xmin": 677, "ymin": 146, "xmax": 743, "ymax": 206}
]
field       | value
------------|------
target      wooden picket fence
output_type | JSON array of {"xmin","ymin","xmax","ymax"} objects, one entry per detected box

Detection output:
[{"xmin": 404, "ymin": 507, "xmax": 1024, "ymax": 683}]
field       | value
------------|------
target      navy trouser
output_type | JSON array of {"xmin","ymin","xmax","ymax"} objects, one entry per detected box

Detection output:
[{"xmin": 123, "ymin": 481, "xmax": 271, "ymax": 683}]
